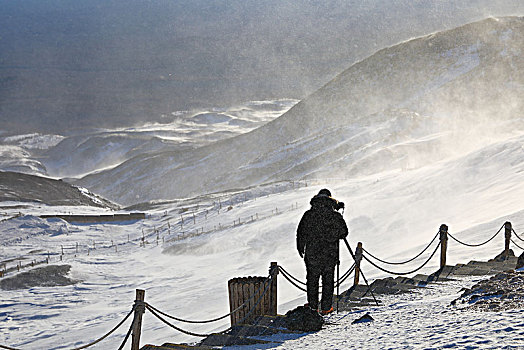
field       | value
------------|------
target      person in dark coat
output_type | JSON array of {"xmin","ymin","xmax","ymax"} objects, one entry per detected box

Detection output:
[{"xmin": 296, "ymin": 188, "xmax": 348, "ymax": 314}]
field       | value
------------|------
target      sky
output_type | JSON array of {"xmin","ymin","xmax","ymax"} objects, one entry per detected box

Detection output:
[{"xmin": 1, "ymin": 0, "xmax": 523, "ymax": 134}]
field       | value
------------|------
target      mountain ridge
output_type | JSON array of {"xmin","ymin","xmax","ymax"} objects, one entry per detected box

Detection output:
[{"xmin": 76, "ymin": 16, "xmax": 523, "ymax": 205}]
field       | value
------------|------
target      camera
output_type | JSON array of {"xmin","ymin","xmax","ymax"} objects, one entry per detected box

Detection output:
[{"xmin": 332, "ymin": 199, "xmax": 345, "ymax": 211}]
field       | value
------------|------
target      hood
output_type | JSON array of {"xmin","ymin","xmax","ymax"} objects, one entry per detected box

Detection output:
[{"xmin": 310, "ymin": 194, "xmax": 336, "ymax": 210}]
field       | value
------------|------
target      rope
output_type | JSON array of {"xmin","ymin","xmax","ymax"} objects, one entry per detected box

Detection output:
[
  {"xmin": 145, "ymin": 304, "xmax": 211, "ymax": 338},
  {"xmin": 116, "ymin": 319, "xmax": 134, "ymax": 350},
  {"xmin": 511, "ymin": 237, "xmax": 524, "ymax": 251},
  {"xmin": 68, "ymin": 307, "xmax": 135, "ymax": 350},
  {"xmin": 278, "ymin": 263, "xmax": 356, "ymax": 288},
  {"xmin": 0, "ymin": 307, "xmax": 136, "ymax": 350},
  {"xmin": 0, "ymin": 345, "xmax": 20, "ymax": 350},
  {"xmin": 512, "ymin": 228, "xmax": 524, "ymax": 242},
  {"xmin": 145, "ymin": 275, "xmax": 271, "ymax": 324},
  {"xmin": 335, "ymin": 264, "xmax": 356, "ymax": 288},
  {"xmin": 447, "ymin": 224, "xmax": 504, "ymax": 247},
  {"xmin": 363, "ymin": 232, "xmax": 439, "ymax": 265},
  {"xmin": 278, "ymin": 264, "xmax": 355, "ymax": 293},
  {"xmin": 361, "ymin": 241, "xmax": 441, "ymax": 276},
  {"xmin": 277, "ymin": 265, "xmax": 306, "ymax": 285},
  {"xmin": 278, "ymin": 268, "xmax": 307, "ymax": 292}
]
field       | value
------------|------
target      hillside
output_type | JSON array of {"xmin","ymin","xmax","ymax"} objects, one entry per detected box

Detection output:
[
  {"xmin": 0, "ymin": 171, "xmax": 117, "ymax": 208},
  {"xmin": 77, "ymin": 17, "xmax": 524, "ymax": 205}
]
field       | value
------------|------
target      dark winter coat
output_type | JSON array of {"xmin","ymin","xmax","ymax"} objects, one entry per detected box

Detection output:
[{"xmin": 296, "ymin": 194, "xmax": 348, "ymax": 266}]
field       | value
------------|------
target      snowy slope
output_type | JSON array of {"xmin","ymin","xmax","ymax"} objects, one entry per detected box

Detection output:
[
  {"xmin": 2, "ymin": 129, "xmax": 524, "ymax": 348},
  {"xmin": 77, "ymin": 16, "xmax": 524, "ymax": 205}
]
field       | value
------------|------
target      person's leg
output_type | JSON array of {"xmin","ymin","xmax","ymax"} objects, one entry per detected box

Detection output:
[
  {"xmin": 320, "ymin": 264, "xmax": 335, "ymax": 312},
  {"xmin": 305, "ymin": 259, "xmax": 321, "ymax": 309}
]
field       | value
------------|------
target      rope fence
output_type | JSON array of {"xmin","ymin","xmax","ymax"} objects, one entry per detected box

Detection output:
[
  {"xmin": 447, "ymin": 224, "xmax": 504, "ymax": 247},
  {"xmin": 363, "ymin": 231, "xmax": 439, "ymax": 266},
  {"xmin": 278, "ymin": 221, "xmax": 523, "ymax": 296},
  {"xmin": 0, "ymin": 271, "xmax": 277, "ymax": 350},
  {"xmin": 2, "ymin": 219, "xmax": 522, "ymax": 349},
  {"xmin": 0, "ymin": 307, "xmax": 135, "ymax": 350}
]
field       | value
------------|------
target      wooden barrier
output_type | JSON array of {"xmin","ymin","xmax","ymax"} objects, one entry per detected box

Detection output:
[
  {"xmin": 228, "ymin": 276, "xmax": 272, "ymax": 326},
  {"xmin": 228, "ymin": 262, "xmax": 277, "ymax": 327},
  {"xmin": 440, "ymin": 224, "xmax": 448, "ymax": 268}
]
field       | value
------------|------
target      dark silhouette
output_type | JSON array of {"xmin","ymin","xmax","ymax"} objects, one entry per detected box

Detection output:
[{"xmin": 297, "ymin": 189, "xmax": 348, "ymax": 314}]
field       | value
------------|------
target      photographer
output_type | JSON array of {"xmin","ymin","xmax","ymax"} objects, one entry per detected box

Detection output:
[{"xmin": 296, "ymin": 188, "xmax": 348, "ymax": 315}]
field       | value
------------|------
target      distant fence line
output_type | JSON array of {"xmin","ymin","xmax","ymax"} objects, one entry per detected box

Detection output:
[
  {"xmin": 0, "ymin": 180, "xmax": 316, "ymax": 278},
  {"xmin": 0, "ymin": 178, "xmax": 348, "ymax": 278}
]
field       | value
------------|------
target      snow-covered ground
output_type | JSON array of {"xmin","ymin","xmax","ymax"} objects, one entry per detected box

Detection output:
[
  {"xmin": 2, "ymin": 131, "xmax": 524, "ymax": 349},
  {"xmin": 273, "ymin": 276, "xmax": 524, "ymax": 349}
]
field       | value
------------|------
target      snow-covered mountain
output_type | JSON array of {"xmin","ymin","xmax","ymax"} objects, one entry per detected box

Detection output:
[
  {"xmin": 0, "ymin": 99, "xmax": 296, "ymax": 179},
  {"xmin": 77, "ymin": 17, "xmax": 523, "ymax": 206}
]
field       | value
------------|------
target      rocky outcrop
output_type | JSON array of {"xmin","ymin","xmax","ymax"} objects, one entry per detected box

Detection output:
[{"xmin": 451, "ymin": 271, "xmax": 524, "ymax": 311}]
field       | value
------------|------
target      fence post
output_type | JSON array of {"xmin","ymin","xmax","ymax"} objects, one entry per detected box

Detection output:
[
  {"xmin": 269, "ymin": 262, "xmax": 278, "ymax": 316},
  {"xmin": 353, "ymin": 242, "xmax": 363, "ymax": 286},
  {"xmin": 440, "ymin": 224, "xmax": 448, "ymax": 268},
  {"xmin": 131, "ymin": 289, "xmax": 145, "ymax": 350},
  {"xmin": 504, "ymin": 221, "xmax": 512, "ymax": 257}
]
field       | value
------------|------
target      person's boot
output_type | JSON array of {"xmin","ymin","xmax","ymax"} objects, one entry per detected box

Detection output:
[{"xmin": 319, "ymin": 306, "xmax": 334, "ymax": 315}]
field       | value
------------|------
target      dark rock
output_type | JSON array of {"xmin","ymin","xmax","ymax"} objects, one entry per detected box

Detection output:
[
  {"xmin": 517, "ymin": 252, "xmax": 524, "ymax": 269},
  {"xmin": 352, "ymin": 313, "xmax": 374, "ymax": 324},
  {"xmin": 451, "ymin": 271, "xmax": 524, "ymax": 311},
  {"xmin": 0, "ymin": 265, "xmax": 79, "ymax": 290},
  {"xmin": 284, "ymin": 306, "xmax": 324, "ymax": 332},
  {"xmin": 493, "ymin": 249, "xmax": 515, "ymax": 262}
]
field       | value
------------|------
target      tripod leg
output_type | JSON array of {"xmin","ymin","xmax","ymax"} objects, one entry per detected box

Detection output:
[
  {"xmin": 336, "ymin": 261, "xmax": 340, "ymax": 313},
  {"xmin": 343, "ymin": 238, "xmax": 379, "ymax": 306}
]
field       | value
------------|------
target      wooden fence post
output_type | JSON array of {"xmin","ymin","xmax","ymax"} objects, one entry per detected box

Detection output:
[
  {"xmin": 440, "ymin": 224, "xmax": 448, "ymax": 268},
  {"xmin": 131, "ymin": 289, "xmax": 145, "ymax": 350},
  {"xmin": 505, "ymin": 221, "xmax": 512, "ymax": 257},
  {"xmin": 353, "ymin": 242, "xmax": 363, "ymax": 286},
  {"xmin": 270, "ymin": 262, "xmax": 278, "ymax": 316}
]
